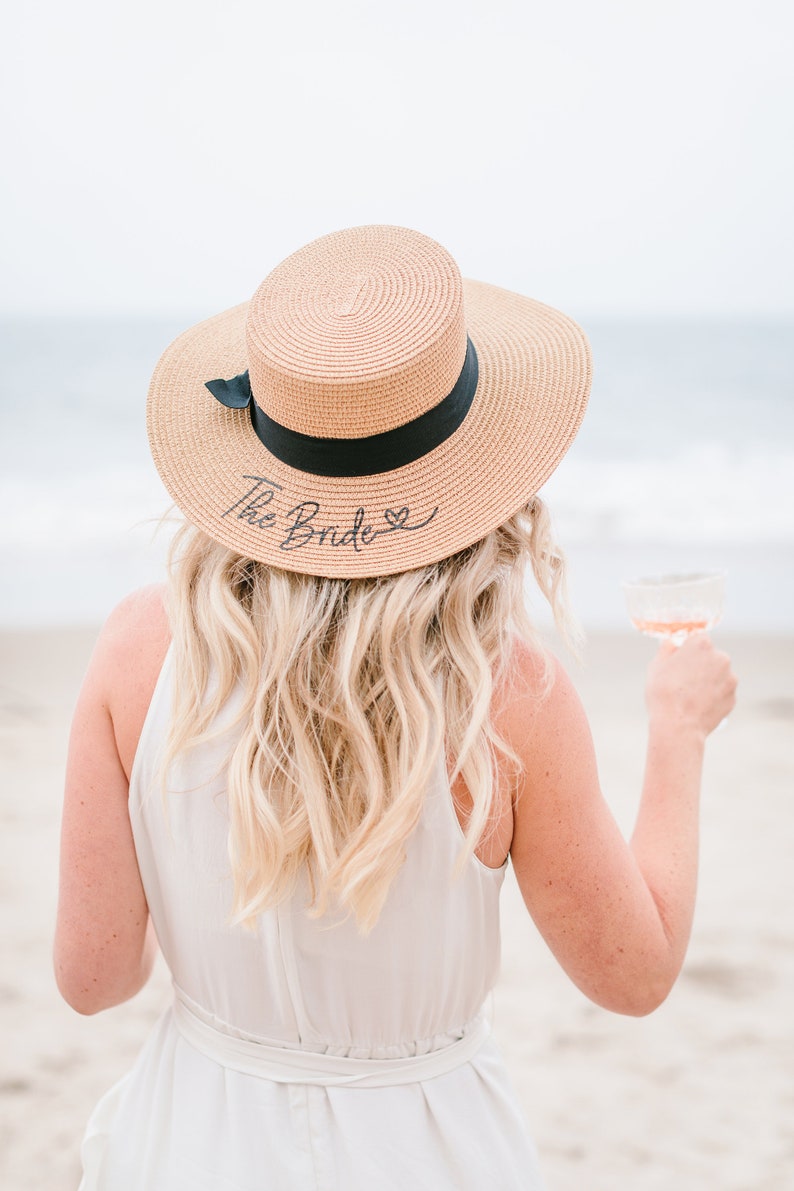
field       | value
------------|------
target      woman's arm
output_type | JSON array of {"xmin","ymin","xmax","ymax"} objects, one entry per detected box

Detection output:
[
  {"xmin": 54, "ymin": 586, "xmax": 170, "ymax": 1015},
  {"xmin": 504, "ymin": 635, "xmax": 737, "ymax": 1016}
]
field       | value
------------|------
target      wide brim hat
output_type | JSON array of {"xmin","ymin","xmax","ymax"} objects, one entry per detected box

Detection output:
[{"xmin": 147, "ymin": 225, "xmax": 591, "ymax": 578}]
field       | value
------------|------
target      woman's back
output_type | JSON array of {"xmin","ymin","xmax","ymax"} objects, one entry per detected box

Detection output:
[
  {"xmin": 133, "ymin": 643, "xmax": 507, "ymax": 1051},
  {"xmin": 75, "ymin": 597, "xmax": 546, "ymax": 1190}
]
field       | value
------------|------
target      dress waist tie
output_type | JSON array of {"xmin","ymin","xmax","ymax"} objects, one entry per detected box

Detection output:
[{"xmin": 172, "ymin": 988, "xmax": 490, "ymax": 1089}]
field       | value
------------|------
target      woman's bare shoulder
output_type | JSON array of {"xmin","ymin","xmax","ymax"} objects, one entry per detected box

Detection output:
[
  {"xmin": 88, "ymin": 584, "xmax": 172, "ymax": 778},
  {"xmin": 494, "ymin": 636, "xmax": 582, "ymax": 752},
  {"xmin": 98, "ymin": 583, "xmax": 170, "ymax": 648}
]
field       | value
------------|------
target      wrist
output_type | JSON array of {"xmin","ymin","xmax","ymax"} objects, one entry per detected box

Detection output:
[{"xmin": 647, "ymin": 711, "xmax": 708, "ymax": 750}]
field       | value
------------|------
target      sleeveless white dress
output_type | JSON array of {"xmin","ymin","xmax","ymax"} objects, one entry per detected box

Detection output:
[{"xmin": 78, "ymin": 648, "xmax": 546, "ymax": 1189}]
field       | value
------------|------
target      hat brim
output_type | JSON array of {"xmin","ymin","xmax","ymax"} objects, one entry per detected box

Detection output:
[{"xmin": 146, "ymin": 279, "xmax": 591, "ymax": 578}]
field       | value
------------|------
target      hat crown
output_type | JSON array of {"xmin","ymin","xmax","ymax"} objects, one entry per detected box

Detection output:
[{"xmin": 245, "ymin": 226, "xmax": 467, "ymax": 439}]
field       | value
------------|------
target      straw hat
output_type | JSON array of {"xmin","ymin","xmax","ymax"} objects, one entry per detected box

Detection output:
[{"xmin": 147, "ymin": 225, "xmax": 591, "ymax": 578}]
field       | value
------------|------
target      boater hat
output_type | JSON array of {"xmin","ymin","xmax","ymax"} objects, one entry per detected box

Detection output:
[{"xmin": 147, "ymin": 225, "xmax": 592, "ymax": 578}]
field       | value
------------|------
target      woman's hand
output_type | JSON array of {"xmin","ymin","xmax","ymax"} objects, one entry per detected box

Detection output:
[{"xmin": 645, "ymin": 633, "xmax": 737, "ymax": 739}]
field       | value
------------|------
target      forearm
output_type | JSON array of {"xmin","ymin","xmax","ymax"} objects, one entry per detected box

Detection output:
[{"xmin": 630, "ymin": 715, "xmax": 706, "ymax": 978}]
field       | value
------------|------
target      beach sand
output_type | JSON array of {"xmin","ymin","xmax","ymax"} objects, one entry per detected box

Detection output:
[{"xmin": 1, "ymin": 626, "xmax": 792, "ymax": 1190}]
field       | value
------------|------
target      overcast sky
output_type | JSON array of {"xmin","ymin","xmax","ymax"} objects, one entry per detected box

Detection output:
[{"xmin": 2, "ymin": 0, "xmax": 792, "ymax": 318}]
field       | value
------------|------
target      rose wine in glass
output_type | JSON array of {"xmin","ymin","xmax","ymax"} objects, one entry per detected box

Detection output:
[{"xmin": 622, "ymin": 572, "xmax": 725, "ymax": 646}]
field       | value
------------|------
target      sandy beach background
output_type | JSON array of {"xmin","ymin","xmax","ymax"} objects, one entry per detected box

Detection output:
[{"xmin": 1, "ymin": 623, "xmax": 791, "ymax": 1190}]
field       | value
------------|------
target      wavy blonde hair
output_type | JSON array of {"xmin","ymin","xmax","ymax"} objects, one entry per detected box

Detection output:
[{"xmin": 163, "ymin": 497, "xmax": 577, "ymax": 933}]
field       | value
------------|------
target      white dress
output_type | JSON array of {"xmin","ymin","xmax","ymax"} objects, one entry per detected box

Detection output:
[{"xmin": 79, "ymin": 648, "xmax": 546, "ymax": 1189}]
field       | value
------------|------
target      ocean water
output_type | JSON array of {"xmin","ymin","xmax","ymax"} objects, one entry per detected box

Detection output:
[{"xmin": 1, "ymin": 316, "xmax": 792, "ymax": 630}]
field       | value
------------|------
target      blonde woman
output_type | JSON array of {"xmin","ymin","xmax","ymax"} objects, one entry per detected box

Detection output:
[{"xmin": 55, "ymin": 226, "xmax": 737, "ymax": 1190}]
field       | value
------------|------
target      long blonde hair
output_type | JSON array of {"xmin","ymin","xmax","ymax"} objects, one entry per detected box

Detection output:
[{"xmin": 163, "ymin": 496, "xmax": 576, "ymax": 932}]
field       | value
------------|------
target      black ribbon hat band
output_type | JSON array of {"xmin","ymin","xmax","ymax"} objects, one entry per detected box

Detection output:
[{"xmin": 205, "ymin": 338, "xmax": 479, "ymax": 478}]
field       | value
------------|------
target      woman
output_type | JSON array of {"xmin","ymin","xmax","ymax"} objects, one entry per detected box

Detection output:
[{"xmin": 55, "ymin": 225, "xmax": 737, "ymax": 1189}]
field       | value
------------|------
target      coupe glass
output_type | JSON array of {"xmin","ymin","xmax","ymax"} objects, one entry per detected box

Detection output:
[{"xmin": 622, "ymin": 571, "xmax": 725, "ymax": 646}]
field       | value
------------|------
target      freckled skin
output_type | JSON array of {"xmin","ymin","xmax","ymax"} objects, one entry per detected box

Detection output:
[
  {"xmin": 501, "ymin": 636, "xmax": 736, "ymax": 1015},
  {"xmin": 54, "ymin": 586, "xmax": 169, "ymax": 1015}
]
